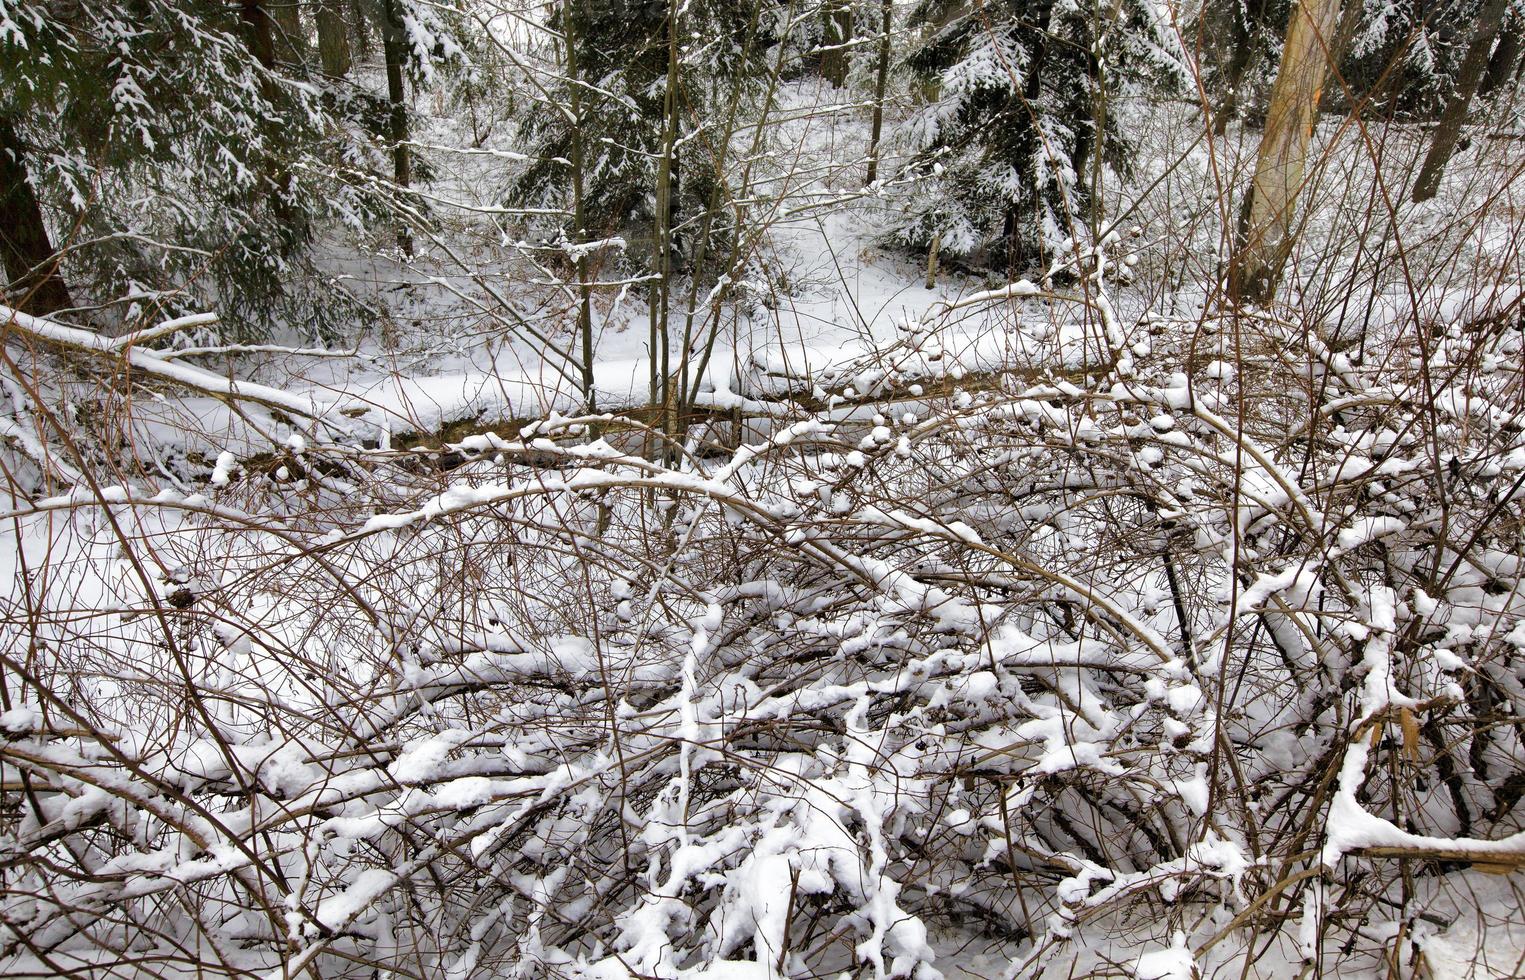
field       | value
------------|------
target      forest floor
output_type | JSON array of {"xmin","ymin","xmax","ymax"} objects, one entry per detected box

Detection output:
[
  {"xmin": 144, "ymin": 77, "xmax": 1521, "ymax": 475},
  {"xmin": 64, "ymin": 75, "xmax": 1525, "ymax": 979}
]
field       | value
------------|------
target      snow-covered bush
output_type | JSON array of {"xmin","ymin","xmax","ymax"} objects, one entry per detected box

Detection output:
[
  {"xmin": 3, "ymin": 243, "xmax": 1525, "ymax": 976},
  {"xmin": 3, "ymin": 4, "xmax": 1525, "ymax": 975}
]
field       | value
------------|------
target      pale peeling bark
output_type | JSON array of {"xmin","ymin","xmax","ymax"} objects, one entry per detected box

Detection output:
[{"xmin": 1230, "ymin": 0, "xmax": 1344, "ymax": 305}]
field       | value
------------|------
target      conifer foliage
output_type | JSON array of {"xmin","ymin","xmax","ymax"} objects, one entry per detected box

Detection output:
[
  {"xmin": 899, "ymin": 0, "xmax": 1182, "ymax": 268},
  {"xmin": 512, "ymin": 0, "xmax": 779, "ymax": 261},
  {"xmin": 0, "ymin": 0, "xmax": 461, "ymax": 339}
]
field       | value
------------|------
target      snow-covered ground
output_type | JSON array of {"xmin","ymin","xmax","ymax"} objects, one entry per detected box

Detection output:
[{"xmin": 6, "ymin": 63, "xmax": 1525, "ymax": 980}]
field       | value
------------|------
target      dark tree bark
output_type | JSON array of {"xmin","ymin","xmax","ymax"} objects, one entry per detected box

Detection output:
[
  {"xmin": 380, "ymin": 0, "xmax": 413, "ymax": 254},
  {"xmin": 820, "ymin": 1, "xmax": 854, "ymax": 88},
  {"xmin": 317, "ymin": 0, "xmax": 351, "ymax": 76},
  {"xmin": 270, "ymin": 1, "xmax": 308, "ymax": 66},
  {"xmin": 1319, "ymin": 0, "xmax": 1365, "ymax": 113},
  {"xmin": 240, "ymin": 0, "xmax": 278, "ymax": 73},
  {"xmin": 1479, "ymin": 14, "xmax": 1521, "ymax": 98},
  {"xmin": 1411, "ymin": 0, "xmax": 1511, "ymax": 203},
  {"xmin": 240, "ymin": 0, "xmax": 306, "ymax": 250},
  {"xmin": 865, "ymin": 0, "xmax": 892, "ymax": 184},
  {"xmin": 1213, "ymin": 0, "xmax": 1271, "ymax": 135},
  {"xmin": 0, "ymin": 117, "xmax": 73, "ymax": 315},
  {"xmin": 565, "ymin": 0, "xmax": 595, "ymax": 411},
  {"xmin": 349, "ymin": 0, "xmax": 372, "ymax": 60}
]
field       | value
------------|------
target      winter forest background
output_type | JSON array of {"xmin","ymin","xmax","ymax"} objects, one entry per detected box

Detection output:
[{"xmin": 3, "ymin": 1, "xmax": 1525, "ymax": 977}]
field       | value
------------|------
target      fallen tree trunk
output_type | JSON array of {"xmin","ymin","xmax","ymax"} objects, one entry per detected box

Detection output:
[{"xmin": 0, "ymin": 304, "xmax": 341, "ymax": 427}]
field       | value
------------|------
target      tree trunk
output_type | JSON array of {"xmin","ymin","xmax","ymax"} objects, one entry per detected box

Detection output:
[
  {"xmin": 349, "ymin": 0, "xmax": 371, "ymax": 60},
  {"xmin": 240, "ymin": 0, "xmax": 305, "ymax": 244},
  {"xmin": 380, "ymin": 0, "xmax": 413, "ymax": 254},
  {"xmin": 1479, "ymin": 17, "xmax": 1521, "ymax": 98},
  {"xmin": 820, "ymin": 1, "xmax": 853, "ymax": 88},
  {"xmin": 1411, "ymin": 0, "xmax": 1510, "ymax": 202},
  {"xmin": 865, "ymin": 0, "xmax": 892, "ymax": 184},
  {"xmin": 565, "ymin": 0, "xmax": 596, "ymax": 413},
  {"xmin": 1213, "ymin": 0, "xmax": 1257, "ymax": 135},
  {"xmin": 0, "ymin": 117, "xmax": 72, "ymax": 315},
  {"xmin": 1319, "ymin": 0, "xmax": 1365, "ymax": 113},
  {"xmin": 270, "ymin": 1, "xmax": 307, "ymax": 66},
  {"xmin": 240, "ymin": 0, "xmax": 278, "ymax": 73},
  {"xmin": 650, "ymin": 0, "xmax": 680, "ymax": 443},
  {"xmin": 1229, "ymin": 0, "xmax": 1344, "ymax": 305},
  {"xmin": 317, "ymin": 0, "xmax": 351, "ymax": 77}
]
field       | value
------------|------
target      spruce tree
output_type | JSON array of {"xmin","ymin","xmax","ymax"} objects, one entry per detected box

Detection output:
[
  {"xmin": 512, "ymin": 0, "xmax": 780, "ymax": 266},
  {"xmin": 0, "ymin": 0, "xmax": 461, "ymax": 340},
  {"xmin": 898, "ymin": 0, "xmax": 1182, "ymax": 270},
  {"xmin": 1196, "ymin": 0, "xmax": 1504, "ymax": 125}
]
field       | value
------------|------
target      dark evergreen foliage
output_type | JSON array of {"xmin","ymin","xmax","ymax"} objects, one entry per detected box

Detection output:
[
  {"xmin": 511, "ymin": 0, "xmax": 780, "ymax": 266},
  {"xmin": 0, "ymin": 0, "xmax": 461, "ymax": 340},
  {"xmin": 898, "ymin": 0, "xmax": 1182, "ymax": 270}
]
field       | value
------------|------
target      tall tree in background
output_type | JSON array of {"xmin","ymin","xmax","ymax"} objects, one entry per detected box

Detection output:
[
  {"xmin": 0, "ymin": 0, "xmax": 341, "ymax": 336},
  {"xmin": 1202, "ymin": 0, "xmax": 1286, "ymax": 134},
  {"xmin": 269, "ymin": 0, "xmax": 309, "ymax": 66},
  {"xmin": 0, "ymin": 0, "xmax": 461, "ymax": 338},
  {"xmin": 1479, "ymin": 9, "xmax": 1522, "ymax": 96},
  {"xmin": 1323, "ymin": 0, "xmax": 1484, "ymax": 116},
  {"xmin": 1199, "ymin": 0, "xmax": 1503, "ymax": 134},
  {"xmin": 512, "ymin": 0, "xmax": 776, "ymax": 253},
  {"xmin": 349, "ymin": 0, "xmax": 372, "ymax": 58},
  {"xmin": 563, "ymin": 0, "xmax": 597, "ymax": 411},
  {"xmin": 820, "ymin": 0, "xmax": 855, "ymax": 87},
  {"xmin": 899, "ymin": 0, "xmax": 1181, "ymax": 269},
  {"xmin": 1230, "ymin": 0, "xmax": 1344, "ymax": 304},
  {"xmin": 1410, "ymin": 0, "xmax": 1512, "ymax": 201},
  {"xmin": 380, "ymin": 0, "xmax": 414, "ymax": 254},
  {"xmin": 866, "ymin": 0, "xmax": 894, "ymax": 183},
  {"xmin": 317, "ymin": 0, "xmax": 353, "ymax": 77},
  {"xmin": 0, "ymin": 116, "xmax": 73, "ymax": 314}
]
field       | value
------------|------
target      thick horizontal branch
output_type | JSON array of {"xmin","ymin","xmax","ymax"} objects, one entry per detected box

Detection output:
[{"xmin": 0, "ymin": 304, "xmax": 343, "ymax": 429}]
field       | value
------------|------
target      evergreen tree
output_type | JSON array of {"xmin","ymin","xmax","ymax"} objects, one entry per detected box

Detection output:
[
  {"xmin": 1195, "ymin": 0, "xmax": 1506, "ymax": 126},
  {"xmin": 0, "ymin": 0, "xmax": 460, "ymax": 340},
  {"xmin": 1195, "ymin": 0, "xmax": 1289, "ymax": 132},
  {"xmin": 1336, "ymin": 0, "xmax": 1477, "ymax": 116},
  {"xmin": 1410, "ymin": 0, "xmax": 1514, "ymax": 200},
  {"xmin": 511, "ymin": 0, "xmax": 780, "ymax": 266},
  {"xmin": 898, "ymin": 0, "xmax": 1182, "ymax": 270}
]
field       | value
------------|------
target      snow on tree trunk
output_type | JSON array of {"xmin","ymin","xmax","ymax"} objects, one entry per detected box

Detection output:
[
  {"xmin": 1230, "ymin": 0, "xmax": 1344, "ymax": 305},
  {"xmin": 820, "ymin": 1, "xmax": 853, "ymax": 88}
]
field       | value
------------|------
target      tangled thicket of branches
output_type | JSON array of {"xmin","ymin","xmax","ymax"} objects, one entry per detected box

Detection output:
[{"xmin": 2, "ymin": 225, "xmax": 1525, "ymax": 978}]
